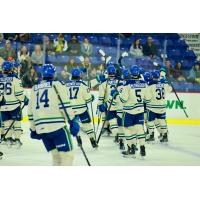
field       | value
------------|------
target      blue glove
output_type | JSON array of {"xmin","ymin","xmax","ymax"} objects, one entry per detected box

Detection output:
[
  {"xmin": 96, "ymin": 74, "xmax": 106, "ymax": 83},
  {"xmin": 30, "ymin": 129, "xmax": 42, "ymax": 140},
  {"xmin": 110, "ymin": 89, "xmax": 119, "ymax": 99},
  {"xmin": 69, "ymin": 119, "xmax": 80, "ymax": 137},
  {"xmin": 99, "ymin": 104, "xmax": 107, "ymax": 112},
  {"xmin": 24, "ymin": 96, "xmax": 29, "ymax": 106}
]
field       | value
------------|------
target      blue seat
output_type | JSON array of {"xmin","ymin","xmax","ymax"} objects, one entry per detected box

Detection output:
[
  {"xmin": 47, "ymin": 55, "xmax": 57, "ymax": 63},
  {"xmin": 100, "ymin": 36, "xmax": 112, "ymax": 46},
  {"xmin": 89, "ymin": 36, "xmax": 99, "ymax": 44},
  {"xmin": 56, "ymin": 55, "xmax": 69, "ymax": 64},
  {"xmin": 105, "ymin": 47, "xmax": 117, "ymax": 56},
  {"xmin": 121, "ymin": 57, "xmax": 136, "ymax": 67}
]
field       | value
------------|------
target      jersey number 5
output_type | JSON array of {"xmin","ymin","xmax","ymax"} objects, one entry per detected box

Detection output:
[
  {"xmin": 135, "ymin": 89, "xmax": 142, "ymax": 103},
  {"xmin": 69, "ymin": 87, "xmax": 79, "ymax": 99},
  {"xmin": 36, "ymin": 89, "xmax": 49, "ymax": 109}
]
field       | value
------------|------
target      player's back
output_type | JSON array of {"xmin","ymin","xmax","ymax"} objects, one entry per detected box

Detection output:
[
  {"xmin": 146, "ymin": 80, "xmax": 172, "ymax": 113},
  {"xmin": 66, "ymin": 80, "xmax": 92, "ymax": 115},
  {"xmin": 29, "ymin": 80, "xmax": 72, "ymax": 134},
  {"xmin": 120, "ymin": 79, "xmax": 147, "ymax": 114},
  {"xmin": 0, "ymin": 74, "xmax": 24, "ymax": 111}
]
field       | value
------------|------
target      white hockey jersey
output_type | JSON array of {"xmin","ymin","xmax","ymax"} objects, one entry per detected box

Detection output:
[
  {"xmin": 98, "ymin": 78, "xmax": 120, "ymax": 111},
  {"xmin": 0, "ymin": 74, "xmax": 24, "ymax": 111},
  {"xmin": 28, "ymin": 80, "xmax": 74, "ymax": 134},
  {"xmin": 119, "ymin": 79, "xmax": 149, "ymax": 114},
  {"xmin": 65, "ymin": 80, "xmax": 93, "ymax": 115},
  {"xmin": 146, "ymin": 80, "xmax": 172, "ymax": 114}
]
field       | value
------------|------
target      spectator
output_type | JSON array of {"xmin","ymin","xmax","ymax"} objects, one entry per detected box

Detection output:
[
  {"xmin": 0, "ymin": 34, "xmax": 4, "ymax": 42},
  {"xmin": 67, "ymin": 35, "xmax": 80, "ymax": 56},
  {"xmin": 81, "ymin": 57, "xmax": 92, "ymax": 70},
  {"xmin": 89, "ymin": 67, "xmax": 97, "ymax": 79},
  {"xmin": 143, "ymin": 36, "xmax": 157, "ymax": 58},
  {"xmin": 187, "ymin": 62, "xmax": 200, "ymax": 83},
  {"xmin": 31, "ymin": 44, "xmax": 44, "ymax": 66},
  {"xmin": 54, "ymin": 34, "xmax": 68, "ymax": 54},
  {"xmin": 64, "ymin": 58, "xmax": 77, "ymax": 72},
  {"xmin": 164, "ymin": 60, "xmax": 174, "ymax": 80},
  {"xmin": 44, "ymin": 35, "xmax": 55, "ymax": 55},
  {"xmin": 81, "ymin": 38, "xmax": 93, "ymax": 56},
  {"xmin": 14, "ymin": 34, "xmax": 30, "ymax": 43},
  {"xmin": 18, "ymin": 45, "xmax": 30, "ymax": 62},
  {"xmin": 22, "ymin": 67, "xmax": 39, "ymax": 88},
  {"xmin": 18, "ymin": 45, "xmax": 32, "ymax": 77},
  {"xmin": 173, "ymin": 62, "xmax": 186, "ymax": 82},
  {"xmin": 0, "ymin": 40, "xmax": 16, "ymax": 60},
  {"xmin": 57, "ymin": 70, "xmax": 70, "ymax": 82},
  {"xmin": 129, "ymin": 38, "xmax": 143, "ymax": 57}
]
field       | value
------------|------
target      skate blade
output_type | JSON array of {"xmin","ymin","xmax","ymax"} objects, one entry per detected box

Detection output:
[
  {"xmin": 138, "ymin": 156, "xmax": 146, "ymax": 160},
  {"xmin": 122, "ymin": 154, "xmax": 136, "ymax": 158}
]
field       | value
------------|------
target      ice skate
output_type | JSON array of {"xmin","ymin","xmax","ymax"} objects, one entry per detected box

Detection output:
[
  {"xmin": 119, "ymin": 139, "xmax": 125, "ymax": 150},
  {"xmin": 90, "ymin": 138, "xmax": 98, "ymax": 148},
  {"xmin": 146, "ymin": 132, "xmax": 155, "ymax": 142},
  {"xmin": 140, "ymin": 145, "xmax": 146, "ymax": 157},
  {"xmin": 160, "ymin": 133, "xmax": 168, "ymax": 143},
  {"xmin": 0, "ymin": 151, "xmax": 3, "ymax": 160},
  {"xmin": 122, "ymin": 144, "xmax": 136, "ymax": 158},
  {"xmin": 14, "ymin": 139, "xmax": 23, "ymax": 149}
]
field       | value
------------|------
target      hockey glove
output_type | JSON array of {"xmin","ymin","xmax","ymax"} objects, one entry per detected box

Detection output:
[
  {"xmin": 110, "ymin": 89, "xmax": 119, "ymax": 99},
  {"xmin": 99, "ymin": 104, "xmax": 107, "ymax": 112},
  {"xmin": 30, "ymin": 129, "xmax": 42, "ymax": 140},
  {"xmin": 96, "ymin": 74, "xmax": 106, "ymax": 83},
  {"xmin": 69, "ymin": 119, "xmax": 80, "ymax": 137},
  {"xmin": 24, "ymin": 96, "xmax": 29, "ymax": 106}
]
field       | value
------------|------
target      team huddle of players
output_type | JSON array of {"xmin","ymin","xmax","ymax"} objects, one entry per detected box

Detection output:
[{"xmin": 0, "ymin": 60, "xmax": 172, "ymax": 165}]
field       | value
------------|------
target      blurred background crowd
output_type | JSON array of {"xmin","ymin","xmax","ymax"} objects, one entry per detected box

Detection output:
[{"xmin": 0, "ymin": 33, "xmax": 200, "ymax": 92}]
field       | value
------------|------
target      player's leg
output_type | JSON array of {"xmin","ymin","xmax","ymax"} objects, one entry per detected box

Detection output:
[
  {"xmin": 55, "ymin": 126, "xmax": 74, "ymax": 166},
  {"xmin": 146, "ymin": 110, "xmax": 156, "ymax": 142},
  {"xmin": 156, "ymin": 113, "xmax": 168, "ymax": 142},
  {"xmin": 117, "ymin": 113, "xmax": 125, "ymax": 150},
  {"xmin": 1, "ymin": 111, "xmax": 13, "ymax": 146},
  {"xmin": 135, "ymin": 113, "xmax": 146, "ymax": 157},
  {"xmin": 79, "ymin": 111, "xmax": 98, "ymax": 148},
  {"xmin": 107, "ymin": 111, "xmax": 118, "ymax": 142},
  {"xmin": 13, "ymin": 121, "xmax": 23, "ymax": 147},
  {"xmin": 41, "ymin": 134, "xmax": 61, "ymax": 165},
  {"xmin": 122, "ymin": 112, "xmax": 137, "ymax": 157}
]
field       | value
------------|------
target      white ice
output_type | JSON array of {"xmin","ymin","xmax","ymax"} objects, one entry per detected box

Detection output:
[{"xmin": 0, "ymin": 122, "xmax": 200, "ymax": 166}]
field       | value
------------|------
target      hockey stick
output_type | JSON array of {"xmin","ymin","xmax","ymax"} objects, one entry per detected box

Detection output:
[
  {"xmin": 2, "ymin": 103, "xmax": 26, "ymax": 139},
  {"xmin": 53, "ymin": 85, "xmax": 91, "ymax": 166},
  {"xmin": 97, "ymin": 52, "xmax": 128, "ymax": 144},
  {"xmin": 169, "ymin": 80, "xmax": 189, "ymax": 118}
]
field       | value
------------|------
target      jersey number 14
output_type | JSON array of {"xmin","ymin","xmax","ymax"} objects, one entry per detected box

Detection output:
[{"xmin": 36, "ymin": 89, "xmax": 49, "ymax": 109}]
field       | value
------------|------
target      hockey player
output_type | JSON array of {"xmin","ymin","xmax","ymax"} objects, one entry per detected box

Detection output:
[
  {"xmin": 28, "ymin": 64, "xmax": 80, "ymax": 166},
  {"xmin": 111, "ymin": 65, "xmax": 149, "ymax": 157},
  {"xmin": 98, "ymin": 64, "xmax": 119, "ymax": 141},
  {"xmin": 116, "ymin": 68, "xmax": 131, "ymax": 150},
  {"xmin": 0, "ymin": 61, "xmax": 28, "ymax": 147},
  {"xmin": 65, "ymin": 68, "xmax": 98, "ymax": 148},
  {"xmin": 146, "ymin": 70, "xmax": 172, "ymax": 142}
]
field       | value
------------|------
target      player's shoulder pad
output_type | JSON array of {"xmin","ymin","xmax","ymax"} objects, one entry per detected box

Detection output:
[
  {"xmin": 58, "ymin": 80, "xmax": 66, "ymax": 85},
  {"xmin": 78, "ymin": 80, "xmax": 88, "ymax": 87}
]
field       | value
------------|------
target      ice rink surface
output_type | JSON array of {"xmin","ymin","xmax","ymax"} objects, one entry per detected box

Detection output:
[{"xmin": 0, "ymin": 122, "xmax": 200, "ymax": 166}]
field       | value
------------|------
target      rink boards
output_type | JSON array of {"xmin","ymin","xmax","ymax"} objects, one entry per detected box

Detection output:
[{"xmin": 23, "ymin": 89, "xmax": 200, "ymax": 125}]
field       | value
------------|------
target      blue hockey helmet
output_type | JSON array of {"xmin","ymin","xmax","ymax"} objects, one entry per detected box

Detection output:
[
  {"xmin": 122, "ymin": 68, "xmax": 130, "ymax": 79},
  {"xmin": 143, "ymin": 71, "xmax": 152, "ymax": 81},
  {"xmin": 130, "ymin": 65, "xmax": 140, "ymax": 77},
  {"xmin": 42, "ymin": 64, "xmax": 56, "ymax": 78},
  {"xmin": 71, "ymin": 68, "xmax": 81, "ymax": 77},
  {"xmin": 139, "ymin": 66, "xmax": 145, "ymax": 75},
  {"xmin": 2, "ymin": 61, "xmax": 13, "ymax": 71},
  {"xmin": 107, "ymin": 64, "xmax": 116, "ymax": 76},
  {"xmin": 151, "ymin": 70, "xmax": 160, "ymax": 79}
]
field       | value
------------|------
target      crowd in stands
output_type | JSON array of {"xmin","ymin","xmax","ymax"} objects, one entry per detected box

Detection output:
[{"xmin": 0, "ymin": 33, "xmax": 200, "ymax": 91}]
